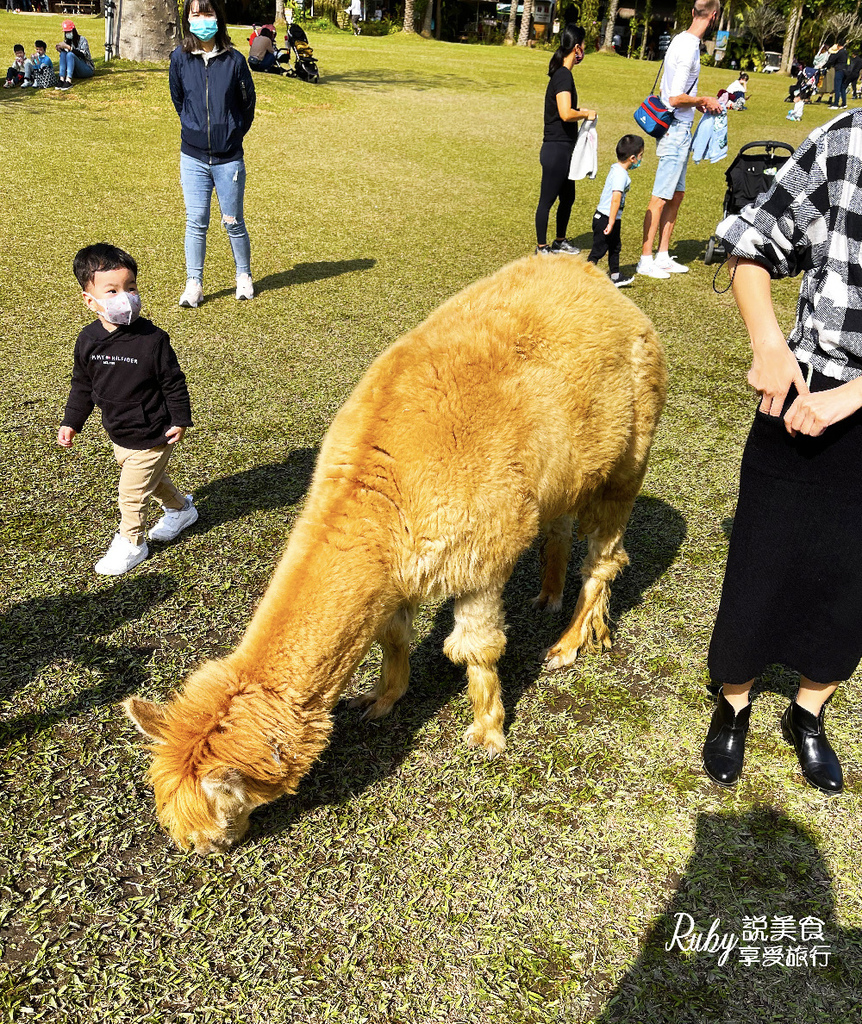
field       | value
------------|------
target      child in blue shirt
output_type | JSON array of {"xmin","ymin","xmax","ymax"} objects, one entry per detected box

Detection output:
[
  {"xmin": 587, "ymin": 134, "xmax": 644, "ymax": 287},
  {"xmin": 22, "ymin": 40, "xmax": 53, "ymax": 87}
]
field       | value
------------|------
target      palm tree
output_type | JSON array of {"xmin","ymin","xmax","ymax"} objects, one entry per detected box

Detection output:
[
  {"xmin": 602, "ymin": 0, "xmax": 621, "ymax": 53},
  {"xmin": 517, "ymin": 0, "xmax": 534, "ymax": 46},
  {"xmin": 421, "ymin": 0, "xmax": 434, "ymax": 36},
  {"xmin": 506, "ymin": 0, "xmax": 518, "ymax": 44},
  {"xmin": 403, "ymin": 0, "xmax": 416, "ymax": 32}
]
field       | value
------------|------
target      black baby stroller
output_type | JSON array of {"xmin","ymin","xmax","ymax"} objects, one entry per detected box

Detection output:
[
  {"xmin": 278, "ymin": 24, "xmax": 320, "ymax": 84},
  {"xmin": 704, "ymin": 140, "xmax": 795, "ymax": 264}
]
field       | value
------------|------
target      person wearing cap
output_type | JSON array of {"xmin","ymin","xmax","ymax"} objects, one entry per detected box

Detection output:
[
  {"xmin": 248, "ymin": 24, "xmax": 284, "ymax": 74},
  {"xmin": 54, "ymin": 20, "xmax": 94, "ymax": 90}
]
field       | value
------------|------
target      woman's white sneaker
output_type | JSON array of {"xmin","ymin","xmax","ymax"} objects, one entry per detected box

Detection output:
[
  {"xmin": 236, "ymin": 274, "xmax": 254, "ymax": 300},
  {"xmin": 94, "ymin": 534, "xmax": 148, "ymax": 576},
  {"xmin": 636, "ymin": 256, "xmax": 671, "ymax": 280},
  {"xmin": 654, "ymin": 254, "xmax": 689, "ymax": 273},
  {"xmin": 148, "ymin": 496, "xmax": 199, "ymax": 543},
  {"xmin": 179, "ymin": 278, "xmax": 204, "ymax": 307}
]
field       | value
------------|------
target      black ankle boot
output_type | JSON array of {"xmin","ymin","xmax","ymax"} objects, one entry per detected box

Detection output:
[
  {"xmin": 781, "ymin": 702, "xmax": 844, "ymax": 795},
  {"xmin": 702, "ymin": 691, "xmax": 752, "ymax": 786}
]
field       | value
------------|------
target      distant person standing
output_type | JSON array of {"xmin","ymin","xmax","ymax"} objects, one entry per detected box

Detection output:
[
  {"xmin": 170, "ymin": 0, "xmax": 256, "ymax": 307},
  {"xmin": 637, "ymin": 0, "xmax": 722, "ymax": 279},
  {"xmin": 348, "ymin": 0, "xmax": 362, "ymax": 35},
  {"xmin": 534, "ymin": 23, "xmax": 596, "ymax": 256},
  {"xmin": 826, "ymin": 39, "xmax": 849, "ymax": 109},
  {"xmin": 848, "ymin": 50, "xmax": 862, "ymax": 99}
]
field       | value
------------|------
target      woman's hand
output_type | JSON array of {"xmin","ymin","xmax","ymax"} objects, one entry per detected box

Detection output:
[
  {"xmin": 748, "ymin": 332, "xmax": 809, "ymax": 416},
  {"xmin": 581, "ymin": 108, "xmax": 597, "ymax": 120},
  {"xmin": 783, "ymin": 379, "xmax": 862, "ymax": 436}
]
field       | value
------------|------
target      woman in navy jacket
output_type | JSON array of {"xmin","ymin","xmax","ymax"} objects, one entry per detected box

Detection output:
[{"xmin": 170, "ymin": 0, "xmax": 256, "ymax": 307}]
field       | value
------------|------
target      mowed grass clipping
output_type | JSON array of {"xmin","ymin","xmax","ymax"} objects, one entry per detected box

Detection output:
[{"xmin": 1, "ymin": 14, "xmax": 861, "ymax": 1023}]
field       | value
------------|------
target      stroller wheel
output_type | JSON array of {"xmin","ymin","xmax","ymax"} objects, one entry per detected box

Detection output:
[{"xmin": 704, "ymin": 236, "xmax": 717, "ymax": 265}]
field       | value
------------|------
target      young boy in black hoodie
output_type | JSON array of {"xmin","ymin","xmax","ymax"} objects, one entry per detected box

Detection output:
[{"xmin": 58, "ymin": 243, "xmax": 198, "ymax": 575}]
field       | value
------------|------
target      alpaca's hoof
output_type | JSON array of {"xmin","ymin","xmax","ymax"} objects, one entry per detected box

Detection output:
[
  {"xmin": 544, "ymin": 644, "xmax": 579, "ymax": 670},
  {"xmin": 531, "ymin": 591, "xmax": 563, "ymax": 613},
  {"xmin": 348, "ymin": 692, "xmax": 394, "ymax": 720},
  {"xmin": 464, "ymin": 723, "xmax": 506, "ymax": 756}
]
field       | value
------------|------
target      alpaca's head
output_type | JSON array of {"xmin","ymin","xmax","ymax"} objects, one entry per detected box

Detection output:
[{"xmin": 123, "ymin": 694, "xmax": 265, "ymax": 854}]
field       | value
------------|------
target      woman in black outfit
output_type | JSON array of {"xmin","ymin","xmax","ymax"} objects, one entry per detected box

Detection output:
[{"xmin": 535, "ymin": 24, "xmax": 596, "ymax": 255}]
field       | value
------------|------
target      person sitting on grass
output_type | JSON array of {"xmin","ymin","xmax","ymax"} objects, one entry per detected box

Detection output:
[
  {"xmin": 248, "ymin": 24, "xmax": 285, "ymax": 75},
  {"xmin": 4, "ymin": 45, "xmax": 26, "ymax": 88},
  {"xmin": 22, "ymin": 41, "xmax": 53, "ymax": 88},
  {"xmin": 54, "ymin": 20, "xmax": 94, "ymax": 91},
  {"xmin": 57, "ymin": 244, "xmax": 199, "ymax": 576},
  {"xmin": 587, "ymin": 134, "xmax": 644, "ymax": 288}
]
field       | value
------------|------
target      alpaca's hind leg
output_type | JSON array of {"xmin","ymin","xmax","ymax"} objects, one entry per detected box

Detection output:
[
  {"xmin": 443, "ymin": 589, "xmax": 507, "ymax": 755},
  {"xmin": 531, "ymin": 515, "xmax": 574, "ymax": 612},
  {"xmin": 544, "ymin": 497, "xmax": 632, "ymax": 670},
  {"xmin": 349, "ymin": 604, "xmax": 416, "ymax": 720}
]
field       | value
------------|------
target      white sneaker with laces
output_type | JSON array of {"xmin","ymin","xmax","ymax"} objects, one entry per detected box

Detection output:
[
  {"xmin": 236, "ymin": 274, "xmax": 254, "ymax": 300},
  {"xmin": 654, "ymin": 254, "xmax": 689, "ymax": 274},
  {"xmin": 179, "ymin": 278, "xmax": 203, "ymax": 308},
  {"xmin": 636, "ymin": 256, "xmax": 671, "ymax": 280},
  {"xmin": 148, "ymin": 496, "xmax": 199, "ymax": 543},
  {"xmin": 94, "ymin": 534, "xmax": 148, "ymax": 576}
]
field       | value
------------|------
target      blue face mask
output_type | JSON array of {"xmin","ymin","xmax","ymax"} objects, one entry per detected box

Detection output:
[{"xmin": 191, "ymin": 16, "xmax": 218, "ymax": 41}]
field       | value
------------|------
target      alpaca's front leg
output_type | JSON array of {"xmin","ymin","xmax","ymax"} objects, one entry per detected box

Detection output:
[
  {"xmin": 349, "ymin": 604, "xmax": 416, "ymax": 719},
  {"xmin": 443, "ymin": 589, "xmax": 507, "ymax": 755}
]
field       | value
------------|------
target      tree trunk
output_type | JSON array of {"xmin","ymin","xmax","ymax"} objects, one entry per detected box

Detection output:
[
  {"xmin": 517, "ymin": 0, "xmax": 533, "ymax": 46},
  {"xmin": 781, "ymin": 0, "xmax": 803, "ymax": 74},
  {"xmin": 403, "ymin": 0, "xmax": 416, "ymax": 32},
  {"xmin": 115, "ymin": 0, "xmax": 181, "ymax": 61},
  {"xmin": 602, "ymin": 0, "xmax": 620, "ymax": 52},
  {"xmin": 640, "ymin": 0, "xmax": 653, "ymax": 59},
  {"xmin": 435, "ymin": 0, "xmax": 442, "ymax": 39},
  {"xmin": 421, "ymin": 0, "xmax": 433, "ymax": 36},
  {"xmin": 275, "ymin": 0, "xmax": 287, "ymax": 30},
  {"xmin": 506, "ymin": 0, "xmax": 518, "ymax": 44}
]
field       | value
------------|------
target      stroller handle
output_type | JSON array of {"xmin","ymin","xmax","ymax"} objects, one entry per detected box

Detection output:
[{"xmin": 737, "ymin": 140, "xmax": 795, "ymax": 158}]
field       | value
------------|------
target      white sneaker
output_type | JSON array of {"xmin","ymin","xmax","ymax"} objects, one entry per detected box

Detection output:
[
  {"xmin": 654, "ymin": 254, "xmax": 689, "ymax": 274},
  {"xmin": 636, "ymin": 256, "xmax": 671, "ymax": 280},
  {"xmin": 94, "ymin": 534, "xmax": 148, "ymax": 575},
  {"xmin": 235, "ymin": 274, "xmax": 254, "ymax": 300},
  {"xmin": 148, "ymin": 496, "xmax": 199, "ymax": 542},
  {"xmin": 179, "ymin": 278, "xmax": 203, "ymax": 308}
]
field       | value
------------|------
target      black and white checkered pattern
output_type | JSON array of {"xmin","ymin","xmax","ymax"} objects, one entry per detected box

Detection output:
[{"xmin": 716, "ymin": 109, "xmax": 862, "ymax": 382}]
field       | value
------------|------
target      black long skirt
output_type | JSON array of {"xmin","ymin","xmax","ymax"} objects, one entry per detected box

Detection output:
[{"xmin": 709, "ymin": 367, "xmax": 862, "ymax": 686}]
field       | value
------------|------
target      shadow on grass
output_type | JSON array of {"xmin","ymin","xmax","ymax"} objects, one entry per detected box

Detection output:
[
  {"xmin": 0, "ymin": 573, "xmax": 177, "ymax": 747},
  {"xmin": 250, "ymin": 494, "xmax": 686, "ymax": 840},
  {"xmin": 320, "ymin": 68, "xmax": 507, "ymax": 90},
  {"xmin": 203, "ymin": 258, "xmax": 376, "ymax": 301},
  {"xmin": 589, "ymin": 807, "xmax": 862, "ymax": 1021},
  {"xmin": 188, "ymin": 447, "xmax": 318, "ymax": 531}
]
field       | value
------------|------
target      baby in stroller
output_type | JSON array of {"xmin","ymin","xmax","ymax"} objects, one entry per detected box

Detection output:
[{"xmin": 786, "ymin": 65, "xmax": 815, "ymax": 103}]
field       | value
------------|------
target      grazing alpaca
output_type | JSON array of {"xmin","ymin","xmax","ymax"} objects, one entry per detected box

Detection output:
[{"xmin": 125, "ymin": 255, "xmax": 666, "ymax": 853}]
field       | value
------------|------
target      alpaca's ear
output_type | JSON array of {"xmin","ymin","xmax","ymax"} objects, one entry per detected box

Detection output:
[
  {"xmin": 201, "ymin": 767, "xmax": 249, "ymax": 814},
  {"xmin": 123, "ymin": 697, "xmax": 170, "ymax": 743}
]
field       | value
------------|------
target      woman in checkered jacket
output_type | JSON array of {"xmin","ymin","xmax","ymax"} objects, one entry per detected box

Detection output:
[{"xmin": 702, "ymin": 110, "xmax": 862, "ymax": 797}]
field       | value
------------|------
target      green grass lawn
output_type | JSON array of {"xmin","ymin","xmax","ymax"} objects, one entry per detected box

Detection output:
[{"xmin": 1, "ymin": 14, "xmax": 861, "ymax": 1023}]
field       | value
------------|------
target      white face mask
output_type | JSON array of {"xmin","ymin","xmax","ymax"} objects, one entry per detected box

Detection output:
[{"xmin": 86, "ymin": 290, "xmax": 142, "ymax": 326}]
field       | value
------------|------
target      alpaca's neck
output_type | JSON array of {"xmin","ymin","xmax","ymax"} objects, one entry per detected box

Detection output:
[{"xmin": 230, "ymin": 516, "xmax": 398, "ymax": 710}]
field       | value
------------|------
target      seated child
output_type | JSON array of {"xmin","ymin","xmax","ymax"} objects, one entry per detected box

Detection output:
[
  {"xmin": 22, "ymin": 41, "xmax": 53, "ymax": 88},
  {"xmin": 786, "ymin": 97, "xmax": 805, "ymax": 121},
  {"xmin": 57, "ymin": 244, "xmax": 199, "ymax": 576},
  {"xmin": 587, "ymin": 134, "xmax": 645, "ymax": 288},
  {"xmin": 4, "ymin": 45, "xmax": 26, "ymax": 88}
]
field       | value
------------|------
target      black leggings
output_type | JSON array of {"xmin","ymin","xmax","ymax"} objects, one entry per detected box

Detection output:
[{"xmin": 535, "ymin": 141, "xmax": 575, "ymax": 246}]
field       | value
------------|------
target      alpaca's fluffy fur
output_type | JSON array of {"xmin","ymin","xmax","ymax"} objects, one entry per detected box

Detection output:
[{"xmin": 125, "ymin": 256, "xmax": 666, "ymax": 853}]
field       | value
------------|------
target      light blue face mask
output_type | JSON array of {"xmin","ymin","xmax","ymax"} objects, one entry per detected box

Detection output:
[{"xmin": 191, "ymin": 16, "xmax": 218, "ymax": 41}]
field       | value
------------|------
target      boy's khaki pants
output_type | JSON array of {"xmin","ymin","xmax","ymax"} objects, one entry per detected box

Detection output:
[{"xmin": 113, "ymin": 443, "xmax": 185, "ymax": 546}]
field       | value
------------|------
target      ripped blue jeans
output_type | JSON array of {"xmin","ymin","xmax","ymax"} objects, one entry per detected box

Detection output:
[{"xmin": 179, "ymin": 152, "xmax": 251, "ymax": 281}]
